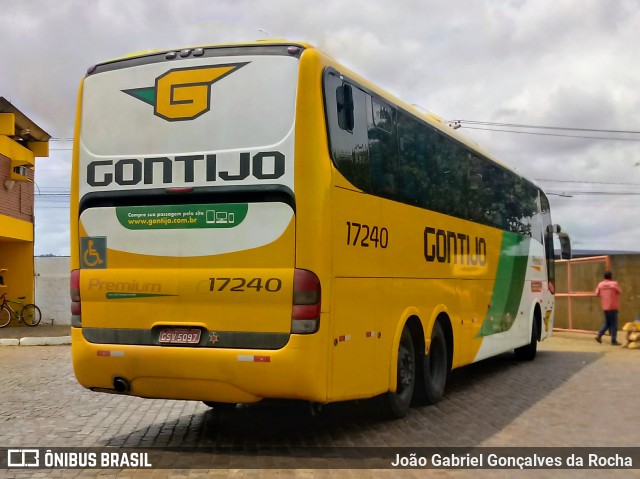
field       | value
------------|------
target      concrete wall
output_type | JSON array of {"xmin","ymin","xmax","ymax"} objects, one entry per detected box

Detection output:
[
  {"xmin": 35, "ymin": 256, "xmax": 70, "ymax": 325},
  {"xmin": 554, "ymin": 254, "xmax": 640, "ymax": 331}
]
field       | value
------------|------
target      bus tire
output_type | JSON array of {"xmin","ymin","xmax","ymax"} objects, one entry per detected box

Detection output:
[
  {"xmin": 515, "ymin": 319, "xmax": 537, "ymax": 361},
  {"xmin": 423, "ymin": 321, "xmax": 447, "ymax": 404},
  {"xmin": 380, "ymin": 326, "xmax": 415, "ymax": 418}
]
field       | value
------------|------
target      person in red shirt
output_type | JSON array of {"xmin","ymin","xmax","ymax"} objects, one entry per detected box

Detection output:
[{"xmin": 595, "ymin": 271, "xmax": 622, "ymax": 345}]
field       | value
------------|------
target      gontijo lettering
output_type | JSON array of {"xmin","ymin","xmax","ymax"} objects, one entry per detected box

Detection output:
[
  {"xmin": 86, "ymin": 151, "xmax": 285, "ymax": 187},
  {"xmin": 424, "ymin": 226, "xmax": 487, "ymax": 266}
]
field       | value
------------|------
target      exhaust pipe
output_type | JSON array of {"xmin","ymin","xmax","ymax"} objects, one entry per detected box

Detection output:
[{"xmin": 113, "ymin": 377, "xmax": 131, "ymax": 394}]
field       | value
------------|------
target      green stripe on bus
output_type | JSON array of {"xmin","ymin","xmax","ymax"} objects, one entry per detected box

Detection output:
[
  {"xmin": 479, "ymin": 232, "xmax": 530, "ymax": 337},
  {"xmin": 106, "ymin": 293, "xmax": 177, "ymax": 299}
]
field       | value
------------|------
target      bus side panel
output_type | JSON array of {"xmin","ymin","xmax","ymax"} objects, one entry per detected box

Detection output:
[
  {"xmin": 292, "ymin": 49, "xmax": 337, "ymax": 399},
  {"xmin": 473, "ymin": 235, "xmax": 549, "ymax": 362},
  {"xmin": 329, "ymin": 186, "xmax": 504, "ymax": 400},
  {"xmin": 70, "ymin": 80, "xmax": 84, "ymax": 272}
]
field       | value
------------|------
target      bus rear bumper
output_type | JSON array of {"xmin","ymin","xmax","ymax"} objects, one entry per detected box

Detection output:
[{"xmin": 71, "ymin": 327, "xmax": 328, "ymax": 404}]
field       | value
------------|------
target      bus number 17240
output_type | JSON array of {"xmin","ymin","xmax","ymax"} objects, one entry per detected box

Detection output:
[
  {"xmin": 208, "ymin": 277, "xmax": 283, "ymax": 292},
  {"xmin": 346, "ymin": 221, "xmax": 388, "ymax": 248}
]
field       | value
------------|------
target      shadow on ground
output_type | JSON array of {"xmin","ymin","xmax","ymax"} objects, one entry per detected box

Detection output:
[{"xmin": 104, "ymin": 348, "xmax": 603, "ymax": 460}]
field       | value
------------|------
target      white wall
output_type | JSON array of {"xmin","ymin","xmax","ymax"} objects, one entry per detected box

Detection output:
[{"xmin": 35, "ymin": 256, "xmax": 70, "ymax": 325}]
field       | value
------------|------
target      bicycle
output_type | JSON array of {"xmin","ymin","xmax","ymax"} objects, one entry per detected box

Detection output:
[{"xmin": 0, "ymin": 293, "xmax": 42, "ymax": 328}]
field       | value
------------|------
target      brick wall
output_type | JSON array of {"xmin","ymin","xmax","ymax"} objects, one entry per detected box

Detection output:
[
  {"xmin": 555, "ymin": 254, "xmax": 640, "ymax": 330},
  {"xmin": 0, "ymin": 153, "xmax": 34, "ymax": 223}
]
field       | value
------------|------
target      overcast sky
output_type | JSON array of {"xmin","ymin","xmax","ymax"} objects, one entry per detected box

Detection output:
[{"xmin": 1, "ymin": 0, "xmax": 639, "ymax": 255}]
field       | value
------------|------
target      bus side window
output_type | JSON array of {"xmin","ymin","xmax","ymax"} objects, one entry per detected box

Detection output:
[
  {"xmin": 368, "ymin": 96, "xmax": 399, "ymax": 201},
  {"xmin": 397, "ymin": 112, "xmax": 430, "ymax": 207},
  {"xmin": 540, "ymin": 193, "xmax": 556, "ymax": 289},
  {"xmin": 426, "ymin": 133, "xmax": 468, "ymax": 220},
  {"xmin": 324, "ymin": 73, "xmax": 372, "ymax": 192},
  {"xmin": 336, "ymin": 84, "xmax": 354, "ymax": 132},
  {"xmin": 514, "ymin": 179, "xmax": 538, "ymax": 237}
]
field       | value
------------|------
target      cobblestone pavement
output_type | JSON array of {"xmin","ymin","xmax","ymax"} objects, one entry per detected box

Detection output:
[{"xmin": 0, "ymin": 332, "xmax": 638, "ymax": 478}]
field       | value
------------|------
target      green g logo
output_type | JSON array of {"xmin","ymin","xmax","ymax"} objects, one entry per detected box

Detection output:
[{"xmin": 123, "ymin": 62, "xmax": 248, "ymax": 121}]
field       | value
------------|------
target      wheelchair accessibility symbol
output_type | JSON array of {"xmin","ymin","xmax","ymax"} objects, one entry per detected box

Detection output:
[{"xmin": 80, "ymin": 237, "xmax": 107, "ymax": 269}]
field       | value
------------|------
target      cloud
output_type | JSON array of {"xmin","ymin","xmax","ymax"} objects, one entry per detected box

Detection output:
[{"xmin": 2, "ymin": 0, "xmax": 640, "ymax": 254}]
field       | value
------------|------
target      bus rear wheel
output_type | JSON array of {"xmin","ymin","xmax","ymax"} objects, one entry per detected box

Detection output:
[
  {"xmin": 380, "ymin": 326, "xmax": 415, "ymax": 418},
  {"xmin": 515, "ymin": 319, "xmax": 538, "ymax": 361},
  {"xmin": 423, "ymin": 322, "xmax": 447, "ymax": 404}
]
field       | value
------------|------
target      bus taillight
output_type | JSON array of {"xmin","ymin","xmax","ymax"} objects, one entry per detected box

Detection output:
[
  {"xmin": 292, "ymin": 269, "xmax": 320, "ymax": 334},
  {"xmin": 70, "ymin": 269, "xmax": 81, "ymax": 327}
]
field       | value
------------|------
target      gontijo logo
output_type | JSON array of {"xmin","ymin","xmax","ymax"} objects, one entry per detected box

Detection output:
[{"xmin": 122, "ymin": 63, "xmax": 248, "ymax": 121}]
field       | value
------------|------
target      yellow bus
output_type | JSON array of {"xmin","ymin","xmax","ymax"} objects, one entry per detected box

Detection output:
[{"xmin": 71, "ymin": 40, "xmax": 569, "ymax": 418}]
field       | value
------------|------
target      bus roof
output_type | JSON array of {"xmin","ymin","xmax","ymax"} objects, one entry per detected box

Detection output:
[
  {"xmin": 90, "ymin": 39, "xmax": 538, "ymax": 189},
  {"xmin": 95, "ymin": 39, "xmax": 313, "ymax": 66}
]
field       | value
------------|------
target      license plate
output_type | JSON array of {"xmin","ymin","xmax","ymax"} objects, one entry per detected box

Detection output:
[{"xmin": 158, "ymin": 328, "xmax": 201, "ymax": 345}]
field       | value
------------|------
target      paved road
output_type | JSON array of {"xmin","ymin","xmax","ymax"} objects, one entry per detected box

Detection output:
[{"xmin": 0, "ymin": 332, "xmax": 638, "ymax": 478}]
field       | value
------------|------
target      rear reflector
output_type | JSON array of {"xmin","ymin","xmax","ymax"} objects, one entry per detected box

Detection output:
[
  {"xmin": 70, "ymin": 269, "xmax": 81, "ymax": 326},
  {"xmin": 165, "ymin": 187, "xmax": 193, "ymax": 194},
  {"xmin": 97, "ymin": 350, "xmax": 124, "ymax": 357},
  {"xmin": 70, "ymin": 269, "xmax": 80, "ymax": 302},
  {"xmin": 237, "ymin": 355, "xmax": 271, "ymax": 362},
  {"xmin": 292, "ymin": 304, "xmax": 321, "ymax": 320},
  {"xmin": 291, "ymin": 319, "xmax": 319, "ymax": 335},
  {"xmin": 292, "ymin": 269, "xmax": 320, "ymax": 334}
]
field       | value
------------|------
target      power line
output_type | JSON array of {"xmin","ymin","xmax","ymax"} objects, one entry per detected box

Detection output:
[
  {"xmin": 547, "ymin": 191, "xmax": 640, "ymax": 197},
  {"xmin": 36, "ymin": 191, "xmax": 640, "ymax": 198},
  {"xmin": 536, "ymin": 178, "xmax": 640, "ymax": 186},
  {"xmin": 459, "ymin": 125, "xmax": 640, "ymax": 141},
  {"xmin": 32, "ymin": 177, "xmax": 640, "ymax": 192},
  {"xmin": 453, "ymin": 120, "xmax": 640, "ymax": 135},
  {"xmin": 33, "ymin": 179, "xmax": 640, "ymax": 195}
]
